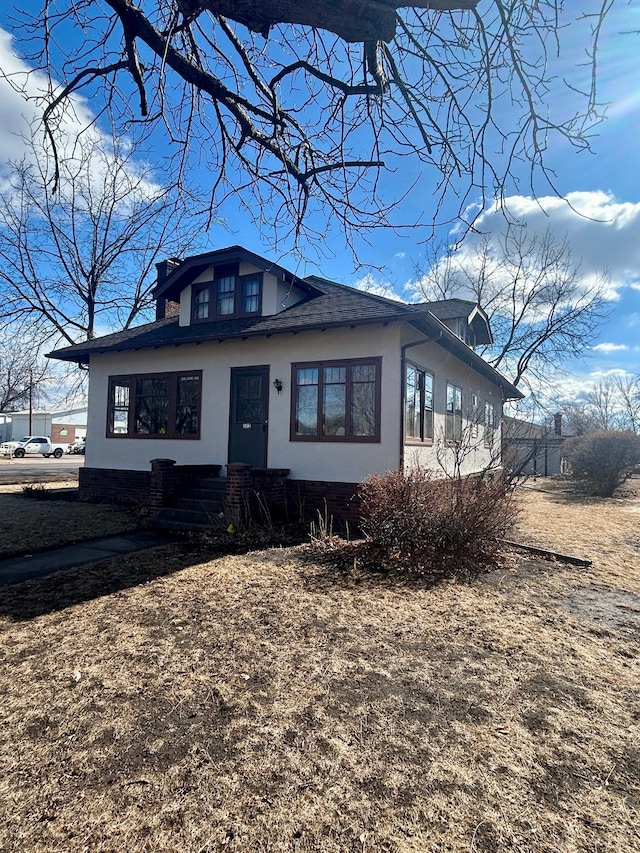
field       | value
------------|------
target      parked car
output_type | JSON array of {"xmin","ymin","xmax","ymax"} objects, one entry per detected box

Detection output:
[
  {"xmin": 66, "ymin": 438, "xmax": 86, "ymax": 455},
  {"xmin": 0, "ymin": 436, "xmax": 66, "ymax": 458}
]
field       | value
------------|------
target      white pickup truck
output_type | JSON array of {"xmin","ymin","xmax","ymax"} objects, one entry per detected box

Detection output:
[{"xmin": 0, "ymin": 436, "xmax": 67, "ymax": 459}]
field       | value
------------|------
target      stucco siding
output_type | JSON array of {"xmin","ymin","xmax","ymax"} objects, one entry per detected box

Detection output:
[
  {"xmin": 400, "ymin": 329, "xmax": 504, "ymax": 477},
  {"xmin": 85, "ymin": 323, "xmax": 402, "ymax": 482}
]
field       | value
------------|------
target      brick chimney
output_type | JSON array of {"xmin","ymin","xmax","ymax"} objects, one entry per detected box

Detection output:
[
  {"xmin": 554, "ymin": 412, "xmax": 563, "ymax": 436},
  {"xmin": 155, "ymin": 257, "xmax": 182, "ymax": 321}
]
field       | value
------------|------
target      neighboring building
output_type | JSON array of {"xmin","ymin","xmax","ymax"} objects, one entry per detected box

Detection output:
[
  {"xmin": 3, "ymin": 407, "xmax": 88, "ymax": 444},
  {"xmin": 502, "ymin": 413, "xmax": 570, "ymax": 477},
  {"xmin": 48, "ymin": 246, "xmax": 523, "ymax": 522},
  {"xmin": 0, "ymin": 413, "xmax": 11, "ymax": 443}
]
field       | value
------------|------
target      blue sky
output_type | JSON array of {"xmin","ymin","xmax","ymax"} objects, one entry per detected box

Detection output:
[{"xmin": 0, "ymin": 2, "xmax": 639, "ymax": 402}]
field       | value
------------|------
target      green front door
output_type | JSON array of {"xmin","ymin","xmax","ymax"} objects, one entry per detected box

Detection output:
[{"xmin": 228, "ymin": 366, "xmax": 269, "ymax": 468}]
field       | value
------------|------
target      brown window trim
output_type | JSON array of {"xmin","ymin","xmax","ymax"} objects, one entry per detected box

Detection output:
[
  {"xmin": 106, "ymin": 370, "xmax": 202, "ymax": 439},
  {"xmin": 445, "ymin": 381, "xmax": 463, "ymax": 444},
  {"xmin": 484, "ymin": 400, "xmax": 496, "ymax": 448},
  {"xmin": 191, "ymin": 267, "xmax": 263, "ymax": 323},
  {"xmin": 404, "ymin": 361, "xmax": 434, "ymax": 443},
  {"xmin": 290, "ymin": 357, "xmax": 382, "ymax": 443}
]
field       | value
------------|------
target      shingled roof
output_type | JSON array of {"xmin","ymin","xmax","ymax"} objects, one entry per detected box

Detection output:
[{"xmin": 47, "ymin": 273, "xmax": 522, "ymax": 399}]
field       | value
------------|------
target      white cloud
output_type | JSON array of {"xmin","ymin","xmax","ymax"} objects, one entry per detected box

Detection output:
[
  {"xmin": 353, "ymin": 273, "xmax": 403, "ymax": 301},
  {"xmin": 460, "ymin": 192, "xmax": 640, "ymax": 298},
  {"xmin": 592, "ymin": 342, "xmax": 629, "ymax": 353},
  {"xmin": 0, "ymin": 28, "xmax": 162, "ymax": 203}
]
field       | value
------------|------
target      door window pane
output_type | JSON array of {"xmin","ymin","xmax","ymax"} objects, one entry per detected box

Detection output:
[{"xmin": 235, "ymin": 374, "xmax": 264, "ymax": 423}]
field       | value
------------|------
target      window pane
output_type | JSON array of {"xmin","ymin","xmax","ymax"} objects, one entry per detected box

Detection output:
[
  {"xmin": 134, "ymin": 377, "xmax": 169, "ymax": 435},
  {"xmin": 351, "ymin": 363, "xmax": 376, "ymax": 436},
  {"xmin": 110, "ymin": 379, "xmax": 130, "ymax": 434},
  {"xmin": 194, "ymin": 287, "xmax": 210, "ymax": 320},
  {"xmin": 216, "ymin": 275, "xmax": 236, "ymax": 315},
  {"xmin": 175, "ymin": 375, "xmax": 200, "ymax": 435},
  {"xmin": 424, "ymin": 373, "xmax": 433, "ymax": 439},
  {"xmin": 484, "ymin": 401, "xmax": 495, "ymax": 445},
  {"xmin": 323, "ymin": 372, "xmax": 346, "ymax": 436},
  {"xmin": 405, "ymin": 365, "xmax": 418, "ymax": 439},
  {"xmin": 241, "ymin": 277, "xmax": 261, "ymax": 314},
  {"xmin": 235, "ymin": 375, "xmax": 264, "ymax": 423},
  {"xmin": 295, "ymin": 368, "xmax": 318, "ymax": 435},
  {"xmin": 297, "ymin": 368, "xmax": 318, "ymax": 386},
  {"xmin": 446, "ymin": 383, "xmax": 462, "ymax": 442}
]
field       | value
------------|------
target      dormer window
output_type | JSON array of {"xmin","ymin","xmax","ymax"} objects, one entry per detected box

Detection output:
[{"xmin": 191, "ymin": 266, "xmax": 263, "ymax": 322}]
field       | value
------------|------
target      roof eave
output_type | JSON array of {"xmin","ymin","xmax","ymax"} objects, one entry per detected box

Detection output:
[{"xmin": 408, "ymin": 313, "xmax": 523, "ymax": 401}]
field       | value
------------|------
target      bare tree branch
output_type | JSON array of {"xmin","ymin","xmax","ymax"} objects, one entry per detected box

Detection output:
[{"xmin": 1, "ymin": 0, "xmax": 616, "ymax": 246}]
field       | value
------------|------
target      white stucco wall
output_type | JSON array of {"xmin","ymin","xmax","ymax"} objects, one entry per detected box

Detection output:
[
  {"xmin": 84, "ymin": 320, "xmax": 508, "ymax": 482},
  {"xmin": 400, "ymin": 328, "xmax": 504, "ymax": 477},
  {"xmin": 85, "ymin": 323, "xmax": 403, "ymax": 482}
]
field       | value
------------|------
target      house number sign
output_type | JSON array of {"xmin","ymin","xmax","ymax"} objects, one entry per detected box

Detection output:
[{"xmin": 242, "ymin": 423, "xmax": 252, "ymax": 429}]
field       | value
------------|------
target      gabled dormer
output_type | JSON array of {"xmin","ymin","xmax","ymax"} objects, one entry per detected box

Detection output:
[
  {"xmin": 424, "ymin": 299, "xmax": 493, "ymax": 349},
  {"xmin": 153, "ymin": 246, "xmax": 314, "ymax": 326}
]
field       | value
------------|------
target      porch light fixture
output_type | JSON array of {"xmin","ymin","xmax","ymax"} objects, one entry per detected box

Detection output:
[{"xmin": 273, "ymin": 378, "xmax": 283, "ymax": 394}]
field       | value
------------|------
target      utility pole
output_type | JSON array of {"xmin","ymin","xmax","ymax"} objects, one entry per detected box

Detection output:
[{"xmin": 29, "ymin": 368, "xmax": 33, "ymax": 434}]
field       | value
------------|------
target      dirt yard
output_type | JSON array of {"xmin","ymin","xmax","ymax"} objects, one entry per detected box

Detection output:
[
  {"xmin": 0, "ymin": 484, "xmax": 138, "ymax": 559},
  {"xmin": 0, "ymin": 479, "xmax": 638, "ymax": 852}
]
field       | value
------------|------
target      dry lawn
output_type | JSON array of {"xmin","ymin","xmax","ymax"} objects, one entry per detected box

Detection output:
[
  {"xmin": 0, "ymin": 478, "xmax": 639, "ymax": 852},
  {"xmin": 0, "ymin": 484, "xmax": 138, "ymax": 558}
]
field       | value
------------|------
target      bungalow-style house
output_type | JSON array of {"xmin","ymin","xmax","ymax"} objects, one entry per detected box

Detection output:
[{"xmin": 48, "ymin": 246, "xmax": 523, "ymax": 523}]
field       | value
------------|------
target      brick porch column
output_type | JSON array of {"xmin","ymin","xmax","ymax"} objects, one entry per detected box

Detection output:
[
  {"xmin": 150, "ymin": 458, "xmax": 177, "ymax": 509},
  {"xmin": 225, "ymin": 462, "xmax": 252, "ymax": 526}
]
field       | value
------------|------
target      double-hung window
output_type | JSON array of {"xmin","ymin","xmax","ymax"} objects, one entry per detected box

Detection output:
[
  {"xmin": 107, "ymin": 371, "xmax": 202, "ymax": 438},
  {"xmin": 405, "ymin": 363, "xmax": 433, "ymax": 442},
  {"xmin": 292, "ymin": 357, "xmax": 381, "ymax": 442},
  {"xmin": 446, "ymin": 382, "xmax": 463, "ymax": 442},
  {"xmin": 192, "ymin": 268, "xmax": 263, "ymax": 321},
  {"xmin": 484, "ymin": 400, "xmax": 495, "ymax": 447}
]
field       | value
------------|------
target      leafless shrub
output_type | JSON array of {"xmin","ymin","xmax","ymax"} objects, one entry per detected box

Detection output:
[
  {"xmin": 357, "ymin": 466, "xmax": 518, "ymax": 578},
  {"xmin": 563, "ymin": 430, "xmax": 640, "ymax": 497}
]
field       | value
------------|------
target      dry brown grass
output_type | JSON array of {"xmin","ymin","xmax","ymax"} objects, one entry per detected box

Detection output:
[
  {"xmin": 1, "ymin": 478, "xmax": 639, "ymax": 852},
  {"xmin": 0, "ymin": 484, "xmax": 138, "ymax": 558}
]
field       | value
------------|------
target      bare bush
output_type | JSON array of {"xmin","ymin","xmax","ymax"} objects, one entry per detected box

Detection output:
[
  {"xmin": 358, "ymin": 466, "xmax": 517, "ymax": 577},
  {"xmin": 563, "ymin": 430, "xmax": 640, "ymax": 497}
]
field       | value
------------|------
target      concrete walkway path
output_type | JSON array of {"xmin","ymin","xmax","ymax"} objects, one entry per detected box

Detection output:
[{"xmin": 0, "ymin": 531, "xmax": 179, "ymax": 587}]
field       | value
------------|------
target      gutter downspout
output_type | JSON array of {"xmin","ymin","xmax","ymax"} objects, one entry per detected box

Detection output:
[{"xmin": 400, "ymin": 332, "xmax": 442, "ymax": 471}]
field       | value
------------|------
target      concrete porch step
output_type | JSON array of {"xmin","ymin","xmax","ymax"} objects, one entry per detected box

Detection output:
[
  {"xmin": 150, "ymin": 506, "xmax": 223, "ymax": 528},
  {"xmin": 172, "ymin": 496, "xmax": 225, "ymax": 514},
  {"xmin": 184, "ymin": 487, "xmax": 227, "ymax": 502},
  {"xmin": 191, "ymin": 477, "xmax": 226, "ymax": 492}
]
